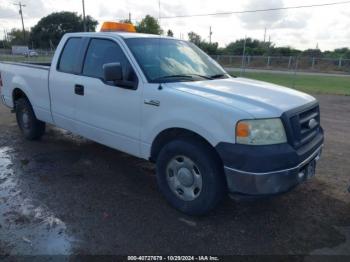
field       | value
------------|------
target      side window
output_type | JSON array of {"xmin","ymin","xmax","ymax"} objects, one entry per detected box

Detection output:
[
  {"xmin": 82, "ymin": 39, "xmax": 137, "ymax": 82},
  {"xmin": 58, "ymin": 38, "xmax": 82, "ymax": 73}
]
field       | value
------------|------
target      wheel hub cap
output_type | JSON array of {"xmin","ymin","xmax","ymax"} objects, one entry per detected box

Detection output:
[
  {"xmin": 166, "ymin": 156, "xmax": 203, "ymax": 201},
  {"xmin": 177, "ymin": 167, "xmax": 194, "ymax": 187}
]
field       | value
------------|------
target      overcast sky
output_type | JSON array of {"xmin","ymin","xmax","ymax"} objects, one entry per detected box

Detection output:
[{"xmin": 0, "ymin": 0, "xmax": 349, "ymax": 50}]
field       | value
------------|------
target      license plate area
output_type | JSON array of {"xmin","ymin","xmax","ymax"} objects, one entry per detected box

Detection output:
[
  {"xmin": 298, "ymin": 149, "xmax": 322, "ymax": 181},
  {"xmin": 304, "ymin": 160, "xmax": 316, "ymax": 179}
]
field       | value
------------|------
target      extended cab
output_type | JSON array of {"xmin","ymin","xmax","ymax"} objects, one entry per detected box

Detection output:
[{"xmin": 0, "ymin": 31, "xmax": 324, "ymax": 215}]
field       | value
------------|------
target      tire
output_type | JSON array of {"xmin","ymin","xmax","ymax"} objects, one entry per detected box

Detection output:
[
  {"xmin": 15, "ymin": 97, "xmax": 46, "ymax": 140},
  {"xmin": 156, "ymin": 138, "xmax": 226, "ymax": 215}
]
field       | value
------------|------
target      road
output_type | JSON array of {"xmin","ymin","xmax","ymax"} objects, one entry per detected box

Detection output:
[{"xmin": 0, "ymin": 95, "xmax": 349, "ymax": 258}]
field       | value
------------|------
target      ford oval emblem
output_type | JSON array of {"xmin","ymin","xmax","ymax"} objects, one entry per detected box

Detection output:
[{"xmin": 308, "ymin": 118, "xmax": 318, "ymax": 129}]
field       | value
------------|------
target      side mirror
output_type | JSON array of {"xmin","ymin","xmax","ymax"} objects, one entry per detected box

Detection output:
[
  {"xmin": 103, "ymin": 62, "xmax": 137, "ymax": 90},
  {"xmin": 103, "ymin": 63, "xmax": 123, "ymax": 82}
]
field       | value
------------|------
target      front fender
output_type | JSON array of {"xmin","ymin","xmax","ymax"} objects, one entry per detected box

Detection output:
[{"xmin": 140, "ymin": 106, "xmax": 237, "ymax": 159}]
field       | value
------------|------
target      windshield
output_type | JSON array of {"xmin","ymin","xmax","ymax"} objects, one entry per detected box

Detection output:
[{"xmin": 125, "ymin": 38, "xmax": 228, "ymax": 83}]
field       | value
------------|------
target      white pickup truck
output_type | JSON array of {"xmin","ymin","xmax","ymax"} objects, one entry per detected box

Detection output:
[{"xmin": 0, "ymin": 32, "xmax": 324, "ymax": 215}]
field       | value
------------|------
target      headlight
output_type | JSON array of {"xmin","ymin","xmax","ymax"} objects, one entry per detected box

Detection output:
[{"xmin": 236, "ymin": 118, "xmax": 287, "ymax": 145}]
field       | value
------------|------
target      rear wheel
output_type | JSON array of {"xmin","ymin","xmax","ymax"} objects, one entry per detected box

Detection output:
[
  {"xmin": 15, "ymin": 97, "xmax": 46, "ymax": 140},
  {"xmin": 156, "ymin": 138, "xmax": 226, "ymax": 215}
]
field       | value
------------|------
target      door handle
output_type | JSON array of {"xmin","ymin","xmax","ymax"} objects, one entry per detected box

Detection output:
[
  {"xmin": 144, "ymin": 99, "xmax": 160, "ymax": 107},
  {"xmin": 74, "ymin": 84, "xmax": 84, "ymax": 96}
]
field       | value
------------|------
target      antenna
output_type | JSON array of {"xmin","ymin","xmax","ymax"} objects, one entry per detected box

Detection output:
[{"xmin": 13, "ymin": 2, "xmax": 26, "ymax": 44}]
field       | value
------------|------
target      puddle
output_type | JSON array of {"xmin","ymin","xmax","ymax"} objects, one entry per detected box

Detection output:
[
  {"xmin": 0, "ymin": 147, "xmax": 74, "ymax": 255},
  {"xmin": 309, "ymin": 226, "xmax": 350, "ymax": 255}
]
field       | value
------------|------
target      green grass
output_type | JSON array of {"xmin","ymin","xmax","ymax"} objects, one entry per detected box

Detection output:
[
  {"xmin": 0, "ymin": 55, "xmax": 52, "ymax": 63},
  {"xmin": 228, "ymin": 71, "xmax": 350, "ymax": 95}
]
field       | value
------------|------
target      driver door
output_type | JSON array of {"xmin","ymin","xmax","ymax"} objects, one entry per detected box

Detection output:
[{"xmin": 73, "ymin": 38, "xmax": 142, "ymax": 157}]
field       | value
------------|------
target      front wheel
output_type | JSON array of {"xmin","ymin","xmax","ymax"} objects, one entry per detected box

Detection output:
[
  {"xmin": 15, "ymin": 97, "xmax": 46, "ymax": 140},
  {"xmin": 156, "ymin": 138, "xmax": 226, "ymax": 215}
]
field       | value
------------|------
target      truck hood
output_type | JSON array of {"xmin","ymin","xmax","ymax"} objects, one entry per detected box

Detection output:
[{"xmin": 167, "ymin": 77, "xmax": 316, "ymax": 118}]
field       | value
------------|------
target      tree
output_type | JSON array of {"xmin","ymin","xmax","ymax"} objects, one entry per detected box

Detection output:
[
  {"xmin": 187, "ymin": 31, "xmax": 219, "ymax": 55},
  {"xmin": 135, "ymin": 15, "xmax": 163, "ymax": 35},
  {"xmin": 119, "ymin": 19, "xmax": 132, "ymax": 24},
  {"xmin": 30, "ymin": 12, "xmax": 97, "ymax": 49},
  {"xmin": 302, "ymin": 49, "xmax": 322, "ymax": 57},
  {"xmin": 188, "ymin": 31, "xmax": 202, "ymax": 46},
  {"xmin": 7, "ymin": 28, "xmax": 31, "ymax": 46},
  {"xmin": 224, "ymin": 38, "xmax": 273, "ymax": 56},
  {"xmin": 167, "ymin": 29, "xmax": 174, "ymax": 37},
  {"xmin": 324, "ymin": 47, "xmax": 350, "ymax": 59},
  {"xmin": 0, "ymin": 39, "xmax": 10, "ymax": 48},
  {"xmin": 270, "ymin": 47, "xmax": 301, "ymax": 57}
]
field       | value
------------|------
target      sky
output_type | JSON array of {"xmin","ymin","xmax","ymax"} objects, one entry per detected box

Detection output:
[{"xmin": 0, "ymin": 0, "xmax": 349, "ymax": 51}]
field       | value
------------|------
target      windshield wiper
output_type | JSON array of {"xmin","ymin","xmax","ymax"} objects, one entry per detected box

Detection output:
[
  {"xmin": 210, "ymin": 73, "xmax": 228, "ymax": 79},
  {"xmin": 153, "ymin": 74, "xmax": 212, "ymax": 82},
  {"xmin": 152, "ymin": 75, "xmax": 195, "ymax": 82},
  {"xmin": 188, "ymin": 74, "xmax": 213, "ymax": 80}
]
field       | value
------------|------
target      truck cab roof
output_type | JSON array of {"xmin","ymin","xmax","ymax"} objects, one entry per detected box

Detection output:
[{"xmin": 64, "ymin": 32, "xmax": 176, "ymax": 40}]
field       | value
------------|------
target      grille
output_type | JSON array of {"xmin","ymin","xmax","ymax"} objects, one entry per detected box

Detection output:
[{"xmin": 284, "ymin": 103, "xmax": 321, "ymax": 148}]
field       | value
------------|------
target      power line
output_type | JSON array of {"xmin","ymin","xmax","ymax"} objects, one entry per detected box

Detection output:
[
  {"xmin": 159, "ymin": 1, "xmax": 350, "ymax": 19},
  {"xmin": 113, "ymin": 0, "xmax": 350, "ymax": 22}
]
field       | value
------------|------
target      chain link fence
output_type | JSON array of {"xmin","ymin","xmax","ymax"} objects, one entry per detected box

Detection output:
[
  {"xmin": 212, "ymin": 55, "xmax": 350, "ymax": 75},
  {"xmin": 0, "ymin": 49, "xmax": 54, "ymax": 63},
  {"xmin": 1, "ymin": 49, "xmax": 349, "ymax": 75}
]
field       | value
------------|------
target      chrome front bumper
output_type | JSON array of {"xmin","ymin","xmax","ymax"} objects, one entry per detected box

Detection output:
[{"xmin": 224, "ymin": 145, "xmax": 323, "ymax": 195}]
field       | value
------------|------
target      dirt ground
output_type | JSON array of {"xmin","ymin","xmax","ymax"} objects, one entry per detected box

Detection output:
[{"xmin": 0, "ymin": 94, "xmax": 349, "ymax": 258}]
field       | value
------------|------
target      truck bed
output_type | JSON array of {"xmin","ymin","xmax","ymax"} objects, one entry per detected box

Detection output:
[{"xmin": 0, "ymin": 61, "xmax": 52, "ymax": 123}]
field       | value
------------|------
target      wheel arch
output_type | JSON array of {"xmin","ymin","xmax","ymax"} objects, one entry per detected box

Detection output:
[
  {"xmin": 12, "ymin": 88, "xmax": 29, "ymax": 107},
  {"xmin": 150, "ymin": 128, "xmax": 222, "ymax": 165}
]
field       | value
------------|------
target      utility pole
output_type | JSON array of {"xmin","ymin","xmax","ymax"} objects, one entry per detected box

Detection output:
[
  {"xmin": 13, "ymin": 2, "xmax": 26, "ymax": 44},
  {"xmin": 4, "ymin": 30, "xmax": 8, "ymax": 43},
  {"xmin": 209, "ymin": 26, "xmax": 213, "ymax": 44},
  {"xmin": 263, "ymin": 27, "xmax": 267, "ymax": 42},
  {"xmin": 240, "ymin": 36, "xmax": 247, "ymax": 77},
  {"xmin": 128, "ymin": 12, "xmax": 131, "ymax": 23},
  {"xmin": 82, "ymin": 0, "xmax": 87, "ymax": 32}
]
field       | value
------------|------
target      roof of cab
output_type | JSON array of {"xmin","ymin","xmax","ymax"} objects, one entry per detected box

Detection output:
[{"xmin": 64, "ymin": 32, "xmax": 177, "ymax": 40}]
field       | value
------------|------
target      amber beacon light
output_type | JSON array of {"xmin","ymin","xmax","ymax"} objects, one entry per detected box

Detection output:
[{"xmin": 100, "ymin": 22, "xmax": 136, "ymax": 32}]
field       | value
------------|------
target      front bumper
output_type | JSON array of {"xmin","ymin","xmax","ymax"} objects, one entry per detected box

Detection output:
[{"xmin": 216, "ymin": 130, "xmax": 324, "ymax": 195}]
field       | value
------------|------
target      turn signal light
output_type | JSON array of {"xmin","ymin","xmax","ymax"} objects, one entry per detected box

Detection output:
[
  {"xmin": 100, "ymin": 22, "xmax": 136, "ymax": 33},
  {"xmin": 236, "ymin": 122, "xmax": 250, "ymax": 137}
]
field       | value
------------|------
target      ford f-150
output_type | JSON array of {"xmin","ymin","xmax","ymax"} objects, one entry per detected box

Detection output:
[{"xmin": 0, "ymin": 29, "xmax": 324, "ymax": 215}]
